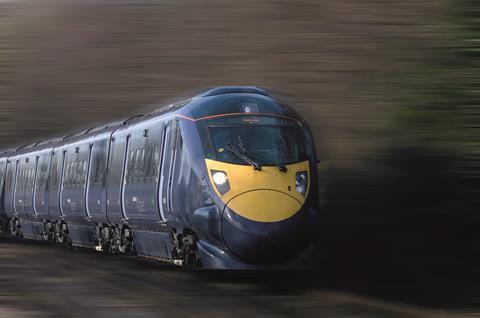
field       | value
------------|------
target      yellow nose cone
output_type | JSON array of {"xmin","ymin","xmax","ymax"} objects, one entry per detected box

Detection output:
[{"xmin": 227, "ymin": 190, "xmax": 301, "ymax": 223}]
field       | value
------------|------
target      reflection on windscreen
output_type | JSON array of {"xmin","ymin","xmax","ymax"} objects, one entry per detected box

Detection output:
[{"xmin": 205, "ymin": 116, "xmax": 306, "ymax": 166}]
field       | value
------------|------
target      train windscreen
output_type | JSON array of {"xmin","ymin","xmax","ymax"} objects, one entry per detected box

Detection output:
[{"xmin": 199, "ymin": 116, "xmax": 307, "ymax": 166}]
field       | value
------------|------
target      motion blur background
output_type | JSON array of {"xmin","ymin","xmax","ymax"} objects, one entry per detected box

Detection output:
[{"xmin": 0, "ymin": 0, "xmax": 478, "ymax": 316}]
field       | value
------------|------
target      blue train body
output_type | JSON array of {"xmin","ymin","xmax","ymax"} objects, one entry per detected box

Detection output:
[{"xmin": 0, "ymin": 87, "xmax": 319, "ymax": 269}]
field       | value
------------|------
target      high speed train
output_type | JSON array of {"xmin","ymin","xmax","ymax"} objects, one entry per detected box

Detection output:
[{"xmin": 0, "ymin": 86, "xmax": 319, "ymax": 269}]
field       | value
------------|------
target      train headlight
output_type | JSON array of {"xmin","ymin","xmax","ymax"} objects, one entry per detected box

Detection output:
[
  {"xmin": 295, "ymin": 171, "xmax": 308, "ymax": 196},
  {"xmin": 211, "ymin": 170, "xmax": 231, "ymax": 195}
]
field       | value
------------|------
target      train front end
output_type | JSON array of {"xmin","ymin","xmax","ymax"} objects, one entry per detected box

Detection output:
[{"xmin": 192, "ymin": 92, "xmax": 319, "ymax": 269}]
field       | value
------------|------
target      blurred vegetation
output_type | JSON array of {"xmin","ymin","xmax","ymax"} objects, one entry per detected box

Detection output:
[
  {"xmin": 384, "ymin": 0, "xmax": 478, "ymax": 156},
  {"xmin": 317, "ymin": 0, "xmax": 479, "ymax": 307}
]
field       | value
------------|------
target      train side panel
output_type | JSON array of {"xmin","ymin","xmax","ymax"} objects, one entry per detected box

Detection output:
[
  {"xmin": 0, "ymin": 158, "xmax": 7, "ymax": 219},
  {"xmin": 61, "ymin": 142, "xmax": 90, "ymax": 223}
]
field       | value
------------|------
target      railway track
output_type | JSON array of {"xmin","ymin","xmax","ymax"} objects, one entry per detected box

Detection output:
[{"xmin": 0, "ymin": 237, "xmax": 472, "ymax": 318}]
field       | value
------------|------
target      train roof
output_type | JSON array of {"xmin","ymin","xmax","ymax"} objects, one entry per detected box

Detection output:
[
  {"xmin": 179, "ymin": 86, "xmax": 301, "ymax": 121},
  {"xmin": 199, "ymin": 86, "xmax": 269, "ymax": 97},
  {"xmin": 0, "ymin": 86, "xmax": 301, "ymax": 156}
]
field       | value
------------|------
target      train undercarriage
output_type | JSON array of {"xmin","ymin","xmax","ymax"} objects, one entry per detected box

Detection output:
[{"xmin": 0, "ymin": 216, "xmax": 200, "ymax": 268}]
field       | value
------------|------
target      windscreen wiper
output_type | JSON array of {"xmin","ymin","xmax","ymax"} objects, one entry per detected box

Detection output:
[
  {"xmin": 225, "ymin": 137, "xmax": 262, "ymax": 171},
  {"xmin": 237, "ymin": 136, "xmax": 288, "ymax": 173}
]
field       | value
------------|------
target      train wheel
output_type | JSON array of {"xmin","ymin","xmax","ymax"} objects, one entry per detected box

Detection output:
[
  {"xmin": 42, "ymin": 220, "xmax": 54, "ymax": 242},
  {"xmin": 119, "ymin": 227, "xmax": 135, "ymax": 255},
  {"xmin": 56, "ymin": 221, "xmax": 71, "ymax": 247},
  {"xmin": 8, "ymin": 218, "xmax": 22, "ymax": 239},
  {"xmin": 0, "ymin": 218, "xmax": 7, "ymax": 235},
  {"xmin": 179, "ymin": 231, "xmax": 200, "ymax": 269}
]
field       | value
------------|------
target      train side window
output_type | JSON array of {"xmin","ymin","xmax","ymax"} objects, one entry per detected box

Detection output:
[
  {"xmin": 138, "ymin": 147, "xmax": 143, "ymax": 182},
  {"xmin": 17, "ymin": 168, "xmax": 21, "ymax": 192},
  {"xmin": 5, "ymin": 162, "xmax": 11, "ymax": 191},
  {"xmin": 140, "ymin": 147, "xmax": 146, "ymax": 181},
  {"xmin": 78, "ymin": 161, "xmax": 81, "ymax": 188},
  {"xmin": 23, "ymin": 168, "xmax": 26, "ymax": 191},
  {"xmin": 24, "ymin": 168, "xmax": 28, "ymax": 190},
  {"xmin": 133, "ymin": 148, "xmax": 139, "ymax": 182},
  {"xmin": 153, "ymin": 145, "xmax": 160, "ymax": 178},
  {"xmin": 127, "ymin": 151, "xmax": 132, "ymax": 182},
  {"xmin": 69, "ymin": 161, "xmax": 73, "ymax": 188},
  {"xmin": 141, "ymin": 148, "xmax": 145, "ymax": 175},
  {"xmin": 72, "ymin": 160, "xmax": 79, "ymax": 188},
  {"xmin": 90, "ymin": 142, "xmax": 107, "ymax": 188},
  {"xmin": 7, "ymin": 160, "xmax": 17, "ymax": 193},
  {"xmin": 149, "ymin": 145, "xmax": 155, "ymax": 179},
  {"xmin": 25, "ymin": 168, "xmax": 28, "ymax": 189},
  {"xmin": 13, "ymin": 168, "xmax": 18, "ymax": 193},
  {"xmin": 15, "ymin": 167, "xmax": 22, "ymax": 194},
  {"xmin": 36, "ymin": 157, "xmax": 47, "ymax": 193},
  {"xmin": 69, "ymin": 162, "xmax": 73, "ymax": 188},
  {"xmin": 77, "ymin": 161, "xmax": 80, "ymax": 187},
  {"xmin": 27, "ymin": 169, "xmax": 31, "ymax": 191},
  {"xmin": 71, "ymin": 161, "xmax": 75, "ymax": 187},
  {"xmin": 73, "ymin": 161, "xmax": 77, "ymax": 187},
  {"xmin": 126, "ymin": 148, "xmax": 136, "ymax": 184},
  {"xmin": 20, "ymin": 169, "xmax": 25, "ymax": 192},
  {"xmin": 25, "ymin": 169, "xmax": 29, "ymax": 191},
  {"xmin": 22, "ymin": 169, "xmax": 26, "ymax": 191},
  {"xmin": 70, "ymin": 162, "xmax": 73, "ymax": 188},
  {"xmin": 143, "ymin": 146, "xmax": 150, "ymax": 181},
  {"xmin": 127, "ymin": 150, "xmax": 134, "ymax": 183},
  {"xmin": 0, "ymin": 162, "xmax": 5, "ymax": 191},
  {"xmin": 78, "ymin": 160, "xmax": 81, "ymax": 187},
  {"xmin": 29, "ymin": 168, "xmax": 34, "ymax": 191},
  {"xmin": 77, "ymin": 160, "xmax": 82, "ymax": 188},
  {"xmin": 79, "ymin": 160, "xmax": 83, "ymax": 188},
  {"xmin": 23, "ymin": 169, "xmax": 27, "ymax": 191},
  {"xmin": 17, "ymin": 168, "xmax": 22, "ymax": 193},
  {"xmin": 83, "ymin": 160, "xmax": 87, "ymax": 187},
  {"xmin": 24, "ymin": 169, "xmax": 28, "ymax": 191},
  {"xmin": 23, "ymin": 168, "xmax": 27, "ymax": 191},
  {"xmin": 64, "ymin": 162, "xmax": 68, "ymax": 188},
  {"xmin": 126, "ymin": 151, "xmax": 131, "ymax": 183},
  {"xmin": 135, "ymin": 148, "xmax": 141, "ymax": 182},
  {"xmin": 71, "ymin": 161, "xmax": 75, "ymax": 188},
  {"xmin": 65, "ymin": 162, "xmax": 70, "ymax": 188},
  {"xmin": 49, "ymin": 154, "xmax": 58, "ymax": 189}
]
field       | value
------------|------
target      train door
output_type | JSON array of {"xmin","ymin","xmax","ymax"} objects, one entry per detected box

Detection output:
[
  {"xmin": 34, "ymin": 151, "xmax": 51, "ymax": 218},
  {"xmin": 0, "ymin": 159, "xmax": 7, "ymax": 218},
  {"xmin": 106, "ymin": 129, "xmax": 130, "ymax": 224},
  {"xmin": 86, "ymin": 137, "xmax": 109, "ymax": 222},
  {"xmin": 123, "ymin": 121, "xmax": 164, "ymax": 222},
  {"xmin": 4, "ymin": 157, "xmax": 18, "ymax": 218},
  {"xmin": 48, "ymin": 149, "xmax": 64, "ymax": 218},
  {"xmin": 159, "ymin": 119, "xmax": 182, "ymax": 222},
  {"xmin": 23, "ymin": 154, "xmax": 38, "ymax": 219},
  {"xmin": 14, "ymin": 156, "xmax": 27, "ymax": 219}
]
